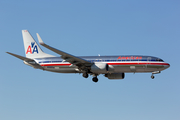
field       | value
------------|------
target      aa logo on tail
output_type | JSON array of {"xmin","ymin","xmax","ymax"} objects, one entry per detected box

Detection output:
[{"xmin": 26, "ymin": 42, "xmax": 38, "ymax": 54}]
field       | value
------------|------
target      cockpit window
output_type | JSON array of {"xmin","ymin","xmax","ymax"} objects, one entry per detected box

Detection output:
[{"xmin": 156, "ymin": 59, "xmax": 164, "ymax": 62}]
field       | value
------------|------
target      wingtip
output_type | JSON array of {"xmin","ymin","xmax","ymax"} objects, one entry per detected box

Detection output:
[{"xmin": 36, "ymin": 33, "xmax": 44, "ymax": 45}]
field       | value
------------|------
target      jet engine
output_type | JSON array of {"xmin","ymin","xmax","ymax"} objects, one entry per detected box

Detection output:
[
  {"xmin": 105, "ymin": 73, "xmax": 125, "ymax": 79},
  {"xmin": 91, "ymin": 62, "xmax": 114, "ymax": 74}
]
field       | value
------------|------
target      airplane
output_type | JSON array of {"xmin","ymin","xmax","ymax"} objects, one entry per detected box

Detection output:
[{"xmin": 6, "ymin": 30, "xmax": 170, "ymax": 82}]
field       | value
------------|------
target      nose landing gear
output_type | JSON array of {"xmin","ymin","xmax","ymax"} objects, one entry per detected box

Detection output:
[
  {"xmin": 151, "ymin": 71, "xmax": 161, "ymax": 79},
  {"xmin": 151, "ymin": 75, "xmax": 155, "ymax": 79}
]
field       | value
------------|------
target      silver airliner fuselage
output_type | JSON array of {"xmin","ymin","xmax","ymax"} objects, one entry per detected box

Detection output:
[
  {"xmin": 7, "ymin": 30, "xmax": 170, "ymax": 82},
  {"xmin": 31, "ymin": 56, "xmax": 169, "ymax": 73}
]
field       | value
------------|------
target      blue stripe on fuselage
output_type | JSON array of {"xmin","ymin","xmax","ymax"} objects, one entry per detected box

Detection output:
[{"xmin": 34, "ymin": 55, "xmax": 164, "ymax": 64}]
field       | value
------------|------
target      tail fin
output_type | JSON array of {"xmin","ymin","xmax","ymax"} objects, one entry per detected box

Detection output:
[{"xmin": 22, "ymin": 30, "xmax": 55, "ymax": 58}]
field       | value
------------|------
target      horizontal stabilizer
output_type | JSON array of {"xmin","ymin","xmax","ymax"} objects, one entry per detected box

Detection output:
[
  {"xmin": 6, "ymin": 52, "xmax": 33, "ymax": 61},
  {"xmin": 6, "ymin": 52, "xmax": 44, "ymax": 69}
]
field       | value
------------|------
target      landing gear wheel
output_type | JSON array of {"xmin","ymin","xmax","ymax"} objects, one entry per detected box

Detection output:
[
  {"xmin": 83, "ymin": 73, "xmax": 89, "ymax": 78},
  {"xmin": 151, "ymin": 75, "xmax": 155, "ymax": 79},
  {"xmin": 92, "ymin": 77, "xmax": 98, "ymax": 82}
]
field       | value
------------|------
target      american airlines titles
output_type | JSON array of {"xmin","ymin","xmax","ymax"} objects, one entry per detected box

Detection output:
[{"xmin": 117, "ymin": 56, "xmax": 142, "ymax": 60}]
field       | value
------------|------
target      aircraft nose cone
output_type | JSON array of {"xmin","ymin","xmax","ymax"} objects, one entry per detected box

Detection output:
[{"xmin": 165, "ymin": 63, "xmax": 170, "ymax": 68}]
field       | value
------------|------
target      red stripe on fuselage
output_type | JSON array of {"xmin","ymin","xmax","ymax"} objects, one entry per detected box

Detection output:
[
  {"xmin": 108, "ymin": 62, "xmax": 169, "ymax": 66},
  {"xmin": 40, "ymin": 62, "xmax": 169, "ymax": 66},
  {"xmin": 41, "ymin": 63, "xmax": 71, "ymax": 66}
]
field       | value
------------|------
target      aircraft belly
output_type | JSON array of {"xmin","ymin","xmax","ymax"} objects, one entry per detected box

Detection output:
[
  {"xmin": 113, "ymin": 64, "xmax": 166, "ymax": 73},
  {"xmin": 43, "ymin": 66, "xmax": 79, "ymax": 73},
  {"xmin": 40, "ymin": 63, "xmax": 167, "ymax": 74},
  {"xmin": 113, "ymin": 65, "xmax": 146, "ymax": 72}
]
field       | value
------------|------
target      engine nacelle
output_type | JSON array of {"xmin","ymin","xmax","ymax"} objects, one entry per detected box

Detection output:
[
  {"xmin": 105, "ymin": 73, "xmax": 125, "ymax": 79},
  {"xmin": 91, "ymin": 62, "xmax": 114, "ymax": 74}
]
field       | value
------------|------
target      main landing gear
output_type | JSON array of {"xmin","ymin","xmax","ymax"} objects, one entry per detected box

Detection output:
[
  {"xmin": 82, "ymin": 72, "xmax": 89, "ymax": 78},
  {"xmin": 92, "ymin": 76, "xmax": 98, "ymax": 83},
  {"xmin": 82, "ymin": 73, "xmax": 99, "ymax": 83},
  {"xmin": 82, "ymin": 72, "xmax": 98, "ymax": 82}
]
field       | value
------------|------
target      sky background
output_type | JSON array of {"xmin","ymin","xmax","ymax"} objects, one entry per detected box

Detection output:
[{"xmin": 0, "ymin": 0, "xmax": 180, "ymax": 120}]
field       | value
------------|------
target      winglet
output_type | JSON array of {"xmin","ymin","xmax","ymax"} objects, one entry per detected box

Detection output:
[{"xmin": 36, "ymin": 33, "xmax": 44, "ymax": 45}]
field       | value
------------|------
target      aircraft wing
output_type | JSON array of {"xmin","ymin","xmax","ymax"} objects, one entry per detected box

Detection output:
[{"xmin": 36, "ymin": 33, "xmax": 92, "ymax": 67}]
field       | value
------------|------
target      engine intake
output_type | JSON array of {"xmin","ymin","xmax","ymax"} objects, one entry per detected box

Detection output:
[{"xmin": 91, "ymin": 62, "xmax": 114, "ymax": 74}]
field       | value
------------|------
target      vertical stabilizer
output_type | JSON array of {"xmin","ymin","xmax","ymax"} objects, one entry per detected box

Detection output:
[{"xmin": 22, "ymin": 30, "xmax": 54, "ymax": 58}]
